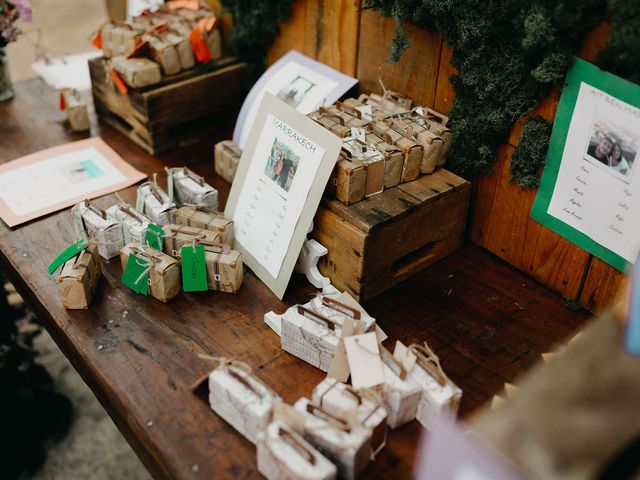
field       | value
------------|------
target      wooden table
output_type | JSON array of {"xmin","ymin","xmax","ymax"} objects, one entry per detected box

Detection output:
[{"xmin": 0, "ymin": 79, "xmax": 591, "ymax": 479}]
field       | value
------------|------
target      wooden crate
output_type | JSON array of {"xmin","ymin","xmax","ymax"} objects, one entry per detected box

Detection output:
[
  {"xmin": 89, "ymin": 56, "xmax": 247, "ymax": 154},
  {"xmin": 312, "ymin": 168, "xmax": 470, "ymax": 302}
]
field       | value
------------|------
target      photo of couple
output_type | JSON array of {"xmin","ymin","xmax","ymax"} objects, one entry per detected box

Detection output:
[
  {"xmin": 264, "ymin": 138, "xmax": 300, "ymax": 193},
  {"xmin": 584, "ymin": 119, "xmax": 638, "ymax": 180}
]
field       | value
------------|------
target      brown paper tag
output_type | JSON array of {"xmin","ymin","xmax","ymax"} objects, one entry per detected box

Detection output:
[
  {"xmin": 393, "ymin": 340, "xmax": 417, "ymax": 373},
  {"xmin": 344, "ymin": 333, "xmax": 385, "ymax": 390}
]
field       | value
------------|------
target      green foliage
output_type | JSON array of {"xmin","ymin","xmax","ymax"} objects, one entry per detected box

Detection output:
[
  {"xmin": 511, "ymin": 117, "xmax": 553, "ymax": 187},
  {"xmin": 599, "ymin": 0, "xmax": 640, "ymax": 84},
  {"xmin": 219, "ymin": 0, "xmax": 296, "ymax": 82},
  {"xmin": 364, "ymin": 0, "xmax": 607, "ymax": 184}
]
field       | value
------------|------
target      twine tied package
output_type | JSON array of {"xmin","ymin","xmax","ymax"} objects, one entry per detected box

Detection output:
[
  {"xmin": 162, "ymin": 224, "xmax": 221, "ymax": 256},
  {"xmin": 166, "ymin": 167, "xmax": 218, "ymax": 210},
  {"xmin": 120, "ymin": 242, "xmax": 180, "ymax": 302},
  {"xmin": 175, "ymin": 205, "xmax": 234, "ymax": 245},
  {"xmin": 71, "ymin": 199, "xmax": 124, "ymax": 260},
  {"xmin": 57, "ymin": 243, "xmax": 102, "ymax": 310},
  {"xmin": 106, "ymin": 204, "xmax": 151, "ymax": 244},
  {"xmin": 136, "ymin": 181, "xmax": 176, "ymax": 226}
]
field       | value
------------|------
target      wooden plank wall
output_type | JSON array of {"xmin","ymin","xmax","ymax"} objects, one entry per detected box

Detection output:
[{"xmin": 262, "ymin": 0, "xmax": 624, "ymax": 313}]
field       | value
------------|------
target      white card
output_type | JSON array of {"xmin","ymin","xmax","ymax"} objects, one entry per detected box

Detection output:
[{"xmin": 344, "ymin": 333, "xmax": 385, "ymax": 390}]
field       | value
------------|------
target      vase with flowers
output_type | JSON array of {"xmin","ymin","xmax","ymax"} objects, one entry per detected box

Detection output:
[{"xmin": 0, "ymin": 0, "xmax": 32, "ymax": 102}]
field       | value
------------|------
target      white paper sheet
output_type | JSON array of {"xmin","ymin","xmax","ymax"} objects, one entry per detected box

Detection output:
[
  {"xmin": 31, "ymin": 51, "xmax": 102, "ymax": 91},
  {"xmin": 233, "ymin": 113, "xmax": 325, "ymax": 278},
  {"xmin": 547, "ymin": 82, "xmax": 640, "ymax": 263}
]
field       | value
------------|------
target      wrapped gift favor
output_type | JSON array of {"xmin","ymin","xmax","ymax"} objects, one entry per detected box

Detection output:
[
  {"xmin": 208, "ymin": 358, "xmax": 281, "ymax": 445},
  {"xmin": 214, "ymin": 140, "xmax": 242, "ymax": 183},
  {"xmin": 142, "ymin": 28, "xmax": 194, "ymax": 75},
  {"xmin": 365, "ymin": 132, "xmax": 403, "ymax": 189},
  {"xmin": 57, "ymin": 244, "xmax": 102, "ymax": 310},
  {"xmin": 329, "ymin": 157, "xmax": 366, "ymax": 206},
  {"xmin": 111, "ymin": 56, "xmax": 162, "ymax": 88},
  {"xmin": 342, "ymin": 138, "xmax": 385, "ymax": 197},
  {"xmin": 71, "ymin": 200, "xmax": 124, "ymax": 260},
  {"xmin": 60, "ymin": 89, "xmax": 90, "ymax": 132},
  {"xmin": 375, "ymin": 347, "xmax": 422, "ymax": 429},
  {"xmin": 407, "ymin": 343, "xmax": 462, "ymax": 430},
  {"xmin": 175, "ymin": 206, "xmax": 233, "ymax": 245},
  {"xmin": 162, "ymin": 224, "xmax": 221, "ymax": 256},
  {"xmin": 136, "ymin": 181, "xmax": 177, "ymax": 226},
  {"xmin": 201, "ymin": 242, "xmax": 243, "ymax": 293},
  {"xmin": 308, "ymin": 110, "xmax": 351, "ymax": 138},
  {"xmin": 258, "ymin": 421, "xmax": 337, "ymax": 480},
  {"xmin": 120, "ymin": 242, "xmax": 180, "ymax": 302},
  {"xmin": 101, "ymin": 22, "xmax": 140, "ymax": 58},
  {"xmin": 387, "ymin": 118, "xmax": 443, "ymax": 174},
  {"xmin": 167, "ymin": 167, "xmax": 218, "ymax": 210},
  {"xmin": 312, "ymin": 378, "xmax": 388, "ymax": 456},
  {"xmin": 281, "ymin": 296, "xmax": 373, "ymax": 371},
  {"xmin": 294, "ymin": 398, "xmax": 372, "ymax": 480},
  {"xmin": 409, "ymin": 108, "xmax": 453, "ymax": 161},
  {"xmin": 106, "ymin": 204, "xmax": 151, "ymax": 244},
  {"xmin": 371, "ymin": 121, "xmax": 422, "ymax": 182}
]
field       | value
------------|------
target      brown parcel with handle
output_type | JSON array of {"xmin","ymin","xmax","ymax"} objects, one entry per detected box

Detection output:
[
  {"xmin": 173, "ymin": 241, "xmax": 243, "ymax": 293},
  {"xmin": 120, "ymin": 242, "xmax": 180, "ymax": 303},
  {"xmin": 58, "ymin": 244, "xmax": 102, "ymax": 310}
]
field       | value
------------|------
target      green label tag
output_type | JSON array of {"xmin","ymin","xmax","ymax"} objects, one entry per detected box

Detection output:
[
  {"xmin": 122, "ymin": 253, "xmax": 149, "ymax": 295},
  {"xmin": 145, "ymin": 224, "xmax": 164, "ymax": 251},
  {"xmin": 181, "ymin": 244, "xmax": 207, "ymax": 292},
  {"xmin": 47, "ymin": 240, "xmax": 89, "ymax": 275}
]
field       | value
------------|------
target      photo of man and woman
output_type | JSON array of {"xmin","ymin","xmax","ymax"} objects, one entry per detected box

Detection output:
[
  {"xmin": 584, "ymin": 118, "xmax": 638, "ymax": 181},
  {"xmin": 276, "ymin": 75, "xmax": 317, "ymax": 108},
  {"xmin": 264, "ymin": 138, "xmax": 300, "ymax": 193}
]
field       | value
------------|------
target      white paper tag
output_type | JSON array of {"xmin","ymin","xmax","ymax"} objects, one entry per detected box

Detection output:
[
  {"xmin": 356, "ymin": 105, "xmax": 373, "ymax": 121},
  {"xmin": 393, "ymin": 340, "xmax": 417, "ymax": 373},
  {"xmin": 351, "ymin": 127, "xmax": 367, "ymax": 144},
  {"xmin": 327, "ymin": 317, "xmax": 355, "ymax": 382},
  {"xmin": 344, "ymin": 332, "xmax": 385, "ymax": 389}
]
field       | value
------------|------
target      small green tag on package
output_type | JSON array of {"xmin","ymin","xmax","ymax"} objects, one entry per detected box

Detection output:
[
  {"xmin": 122, "ymin": 253, "xmax": 149, "ymax": 295},
  {"xmin": 48, "ymin": 240, "xmax": 89, "ymax": 275},
  {"xmin": 145, "ymin": 224, "xmax": 164, "ymax": 251},
  {"xmin": 181, "ymin": 244, "xmax": 207, "ymax": 292}
]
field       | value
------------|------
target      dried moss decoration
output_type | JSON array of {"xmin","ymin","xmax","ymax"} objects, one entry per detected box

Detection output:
[
  {"xmin": 219, "ymin": 0, "xmax": 296, "ymax": 81},
  {"xmin": 364, "ymin": 0, "xmax": 608, "ymax": 183},
  {"xmin": 511, "ymin": 117, "xmax": 553, "ymax": 187},
  {"xmin": 598, "ymin": 0, "xmax": 640, "ymax": 84}
]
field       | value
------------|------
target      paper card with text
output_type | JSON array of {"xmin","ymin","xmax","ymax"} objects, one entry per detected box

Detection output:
[
  {"xmin": 181, "ymin": 244, "xmax": 208, "ymax": 292},
  {"xmin": 344, "ymin": 332, "xmax": 385, "ymax": 390},
  {"xmin": 327, "ymin": 317, "xmax": 356, "ymax": 382},
  {"xmin": 414, "ymin": 416, "xmax": 524, "ymax": 479},
  {"xmin": 532, "ymin": 58, "xmax": 640, "ymax": 271}
]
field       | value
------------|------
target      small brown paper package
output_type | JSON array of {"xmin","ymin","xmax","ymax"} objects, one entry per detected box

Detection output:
[
  {"xmin": 373, "ymin": 347, "xmax": 422, "ymax": 429},
  {"xmin": 136, "ymin": 181, "xmax": 177, "ymax": 226},
  {"xmin": 312, "ymin": 378, "xmax": 388, "ymax": 457},
  {"xmin": 387, "ymin": 118, "xmax": 443, "ymax": 174},
  {"xmin": 61, "ymin": 89, "xmax": 90, "ymax": 132},
  {"xmin": 294, "ymin": 398, "xmax": 372, "ymax": 480},
  {"xmin": 308, "ymin": 110, "xmax": 352, "ymax": 138},
  {"xmin": 162, "ymin": 224, "xmax": 221, "ymax": 256},
  {"xmin": 175, "ymin": 206, "xmax": 234, "ymax": 245},
  {"xmin": 328, "ymin": 157, "xmax": 366, "ymax": 206},
  {"xmin": 101, "ymin": 22, "xmax": 140, "ymax": 58},
  {"xmin": 57, "ymin": 244, "xmax": 102, "ymax": 310},
  {"xmin": 120, "ymin": 242, "xmax": 180, "ymax": 302},
  {"xmin": 406, "ymin": 342, "xmax": 462, "ymax": 430},
  {"xmin": 214, "ymin": 140, "xmax": 242, "ymax": 184},
  {"xmin": 71, "ymin": 200, "xmax": 124, "ymax": 260},
  {"xmin": 111, "ymin": 56, "xmax": 162, "ymax": 88},
  {"xmin": 342, "ymin": 138, "xmax": 385, "ymax": 197},
  {"xmin": 281, "ymin": 296, "xmax": 375, "ymax": 372},
  {"xmin": 208, "ymin": 358, "xmax": 282, "ymax": 445},
  {"xmin": 347, "ymin": 93, "xmax": 407, "ymax": 120},
  {"xmin": 365, "ymin": 132, "xmax": 403, "ymax": 188},
  {"xmin": 166, "ymin": 167, "xmax": 218, "ymax": 210},
  {"xmin": 322, "ymin": 104, "xmax": 370, "ymax": 130},
  {"xmin": 410, "ymin": 107, "xmax": 453, "ymax": 161},
  {"xmin": 257, "ymin": 421, "xmax": 337, "ymax": 480},
  {"xmin": 201, "ymin": 243, "xmax": 243, "ymax": 293},
  {"xmin": 106, "ymin": 204, "xmax": 151, "ymax": 245},
  {"xmin": 142, "ymin": 28, "xmax": 195, "ymax": 75},
  {"xmin": 371, "ymin": 121, "xmax": 422, "ymax": 182}
]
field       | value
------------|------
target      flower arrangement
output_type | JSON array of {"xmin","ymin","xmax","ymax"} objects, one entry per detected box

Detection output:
[{"xmin": 0, "ymin": 0, "xmax": 32, "ymax": 49}]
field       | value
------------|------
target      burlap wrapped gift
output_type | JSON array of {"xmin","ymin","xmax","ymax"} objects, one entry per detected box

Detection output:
[
  {"xmin": 57, "ymin": 244, "xmax": 102, "ymax": 310},
  {"xmin": 120, "ymin": 242, "xmax": 180, "ymax": 303}
]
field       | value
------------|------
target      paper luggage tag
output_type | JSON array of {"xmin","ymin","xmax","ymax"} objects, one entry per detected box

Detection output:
[
  {"xmin": 122, "ymin": 253, "xmax": 149, "ymax": 295},
  {"xmin": 351, "ymin": 127, "xmax": 367, "ymax": 143},
  {"xmin": 48, "ymin": 240, "xmax": 89, "ymax": 275},
  {"xmin": 356, "ymin": 105, "xmax": 373, "ymax": 121},
  {"xmin": 344, "ymin": 333, "xmax": 385, "ymax": 390},
  {"xmin": 394, "ymin": 340, "xmax": 417, "ymax": 373},
  {"xmin": 327, "ymin": 316, "xmax": 356, "ymax": 383},
  {"xmin": 145, "ymin": 224, "xmax": 164, "ymax": 251},
  {"xmin": 181, "ymin": 244, "xmax": 207, "ymax": 292}
]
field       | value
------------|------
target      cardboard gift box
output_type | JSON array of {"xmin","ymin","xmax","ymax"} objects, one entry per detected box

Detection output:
[
  {"xmin": 308, "ymin": 110, "xmax": 351, "ymax": 138},
  {"xmin": 175, "ymin": 206, "xmax": 234, "ymax": 245},
  {"xmin": 101, "ymin": 22, "xmax": 140, "ymax": 58},
  {"xmin": 162, "ymin": 224, "xmax": 221, "ymax": 256},
  {"xmin": 257, "ymin": 421, "xmax": 337, "ymax": 480},
  {"xmin": 214, "ymin": 140, "xmax": 242, "ymax": 184},
  {"xmin": 167, "ymin": 167, "xmax": 219, "ymax": 210},
  {"xmin": 208, "ymin": 359, "xmax": 281, "ymax": 445},
  {"xmin": 345, "ymin": 94, "xmax": 407, "ymax": 120},
  {"xmin": 385, "ymin": 118, "xmax": 443, "ymax": 175},
  {"xmin": 281, "ymin": 296, "xmax": 374, "ymax": 372},
  {"xmin": 407, "ymin": 343, "xmax": 462, "ymax": 430},
  {"xmin": 142, "ymin": 28, "xmax": 194, "ymax": 75},
  {"xmin": 342, "ymin": 138, "xmax": 385, "ymax": 197},
  {"xmin": 371, "ymin": 121, "xmax": 422, "ymax": 182},
  {"xmin": 410, "ymin": 108, "xmax": 453, "ymax": 160},
  {"xmin": 374, "ymin": 347, "xmax": 422, "ymax": 429},
  {"xmin": 111, "ymin": 56, "xmax": 162, "ymax": 88},
  {"xmin": 322, "ymin": 103, "xmax": 370, "ymax": 130},
  {"xmin": 60, "ymin": 89, "xmax": 90, "ymax": 132},
  {"xmin": 106, "ymin": 204, "xmax": 151, "ymax": 244},
  {"xmin": 120, "ymin": 242, "xmax": 180, "ymax": 302},
  {"xmin": 365, "ymin": 132, "xmax": 403, "ymax": 189},
  {"xmin": 201, "ymin": 243, "xmax": 243, "ymax": 293},
  {"xmin": 329, "ymin": 157, "xmax": 366, "ymax": 206},
  {"xmin": 312, "ymin": 378, "xmax": 388, "ymax": 456},
  {"xmin": 71, "ymin": 200, "xmax": 124, "ymax": 260},
  {"xmin": 136, "ymin": 181, "xmax": 177, "ymax": 226},
  {"xmin": 294, "ymin": 398, "xmax": 372, "ymax": 480},
  {"xmin": 57, "ymin": 244, "xmax": 102, "ymax": 310}
]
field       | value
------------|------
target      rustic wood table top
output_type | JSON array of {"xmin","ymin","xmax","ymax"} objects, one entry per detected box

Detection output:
[{"xmin": 0, "ymin": 78, "xmax": 591, "ymax": 479}]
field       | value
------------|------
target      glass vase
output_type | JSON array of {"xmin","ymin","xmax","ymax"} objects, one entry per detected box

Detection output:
[{"xmin": 0, "ymin": 50, "xmax": 15, "ymax": 103}]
